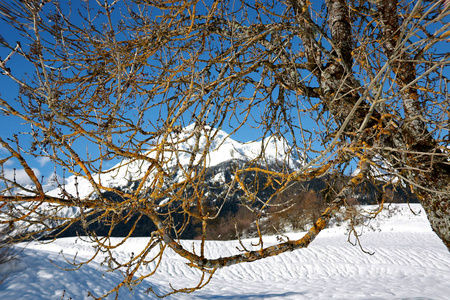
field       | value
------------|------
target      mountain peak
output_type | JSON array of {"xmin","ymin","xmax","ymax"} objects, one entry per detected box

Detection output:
[
  {"xmin": 163, "ymin": 123, "xmax": 301, "ymax": 169},
  {"xmin": 46, "ymin": 126, "xmax": 301, "ymax": 198}
]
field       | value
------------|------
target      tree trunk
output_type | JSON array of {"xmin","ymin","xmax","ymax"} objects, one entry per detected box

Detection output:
[
  {"xmin": 377, "ymin": 0, "xmax": 450, "ymax": 251},
  {"xmin": 290, "ymin": 0, "xmax": 450, "ymax": 251}
]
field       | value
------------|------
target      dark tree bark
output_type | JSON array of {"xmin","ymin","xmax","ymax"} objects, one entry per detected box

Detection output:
[
  {"xmin": 291, "ymin": 0, "xmax": 450, "ymax": 250},
  {"xmin": 377, "ymin": 0, "xmax": 450, "ymax": 250}
]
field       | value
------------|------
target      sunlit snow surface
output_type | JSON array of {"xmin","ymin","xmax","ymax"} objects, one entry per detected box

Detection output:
[{"xmin": 1, "ymin": 204, "xmax": 449, "ymax": 299}]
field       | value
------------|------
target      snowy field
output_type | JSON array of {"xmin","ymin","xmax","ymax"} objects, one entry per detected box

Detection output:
[{"xmin": 1, "ymin": 204, "xmax": 449, "ymax": 300}]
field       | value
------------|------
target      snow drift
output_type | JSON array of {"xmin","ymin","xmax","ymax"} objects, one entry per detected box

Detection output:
[{"xmin": 1, "ymin": 204, "xmax": 449, "ymax": 299}]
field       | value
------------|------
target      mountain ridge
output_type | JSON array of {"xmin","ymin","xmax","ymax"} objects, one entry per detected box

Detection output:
[
  {"xmin": 14, "ymin": 124, "xmax": 416, "ymax": 241},
  {"xmin": 45, "ymin": 124, "xmax": 302, "ymax": 199}
]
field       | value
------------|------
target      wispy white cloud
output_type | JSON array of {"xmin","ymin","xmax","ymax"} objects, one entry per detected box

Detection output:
[
  {"xmin": 0, "ymin": 144, "xmax": 8, "ymax": 153},
  {"xmin": 2, "ymin": 167, "xmax": 42, "ymax": 186},
  {"xmin": 36, "ymin": 156, "xmax": 51, "ymax": 167},
  {"xmin": 0, "ymin": 146, "xmax": 14, "ymax": 166},
  {"xmin": 3, "ymin": 159, "xmax": 15, "ymax": 166}
]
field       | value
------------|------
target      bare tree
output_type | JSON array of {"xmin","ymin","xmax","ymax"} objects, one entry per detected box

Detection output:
[{"xmin": 0, "ymin": 0, "xmax": 449, "ymax": 297}]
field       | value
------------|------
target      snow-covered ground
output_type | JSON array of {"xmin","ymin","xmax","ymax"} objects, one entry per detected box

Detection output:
[{"xmin": 1, "ymin": 204, "xmax": 449, "ymax": 299}]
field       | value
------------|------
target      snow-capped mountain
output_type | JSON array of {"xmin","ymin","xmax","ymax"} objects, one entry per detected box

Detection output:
[
  {"xmin": 30, "ymin": 124, "xmax": 303, "ymax": 239},
  {"xmin": 3, "ymin": 124, "xmax": 418, "ymax": 241},
  {"xmin": 46, "ymin": 124, "xmax": 302, "ymax": 199}
]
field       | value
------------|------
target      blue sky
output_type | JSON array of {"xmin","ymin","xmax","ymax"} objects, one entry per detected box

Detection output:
[
  {"xmin": 0, "ymin": 1, "xmax": 448, "ymax": 187},
  {"xmin": 0, "ymin": 0, "xmax": 311, "ymax": 186}
]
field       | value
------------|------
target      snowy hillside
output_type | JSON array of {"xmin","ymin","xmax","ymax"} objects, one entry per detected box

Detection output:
[
  {"xmin": 1, "ymin": 204, "xmax": 449, "ymax": 299},
  {"xmin": 13, "ymin": 124, "xmax": 302, "ymax": 239},
  {"xmin": 45, "ymin": 124, "xmax": 301, "ymax": 199}
]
